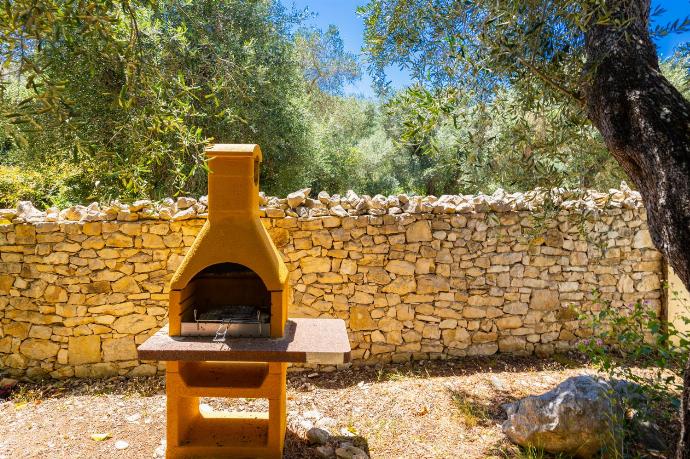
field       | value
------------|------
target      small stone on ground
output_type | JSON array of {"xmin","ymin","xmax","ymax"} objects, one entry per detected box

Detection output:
[
  {"xmin": 114, "ymin": 440, "xmax": 129, "ymax": 450},
  {"xmin": 306, "ymin": 427, "xmax": 330, "ymax": 445},
  {"xmin": 335, "ymin": 444, "xmax": 369, "ymax": 459},
  {"xmin": 315, "ymin": 445, "xmax": 335, "ymax": 458}
]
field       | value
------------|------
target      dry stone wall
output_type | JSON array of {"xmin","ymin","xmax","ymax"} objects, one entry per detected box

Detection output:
[{"xmin": 0, "ymin": 185, "xmax": 663, "ymax": 378}]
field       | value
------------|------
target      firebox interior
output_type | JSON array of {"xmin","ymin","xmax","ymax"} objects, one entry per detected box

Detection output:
[{"xmin": 179, "ymin": 262, "xmax": 271, "ymax": 338}]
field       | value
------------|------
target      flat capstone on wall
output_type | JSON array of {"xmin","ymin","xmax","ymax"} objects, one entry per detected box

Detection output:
[{"xmin": 0, "ymin": 184, "xmax": 663, "ymax": 379}]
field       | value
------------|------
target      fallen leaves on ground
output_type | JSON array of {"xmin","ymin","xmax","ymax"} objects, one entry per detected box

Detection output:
[{"xmin": 90, "ymin": 433, "xmax": 111, "ymax": 442}]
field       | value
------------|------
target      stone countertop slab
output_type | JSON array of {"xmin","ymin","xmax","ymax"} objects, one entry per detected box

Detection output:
[{"xmin": 137, "ymin": 318, "xmax": 351, "ymax": 365}]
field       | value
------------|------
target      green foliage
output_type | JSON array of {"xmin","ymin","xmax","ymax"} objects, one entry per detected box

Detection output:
[
  {"xmin": 579, "ymin": 293, "xmax": 687, "ymax": 456},
  {"xmin": 360, "ymin": 0, "xmax": 588, "ymax": 101},
  {"xmin": 0, "ymin": 165, "xmax": 83, "ymax": 208},
  {"xmin": 508, "ymin": 445, "xmax": 571, "ymax": 459},
  {"xmin": 1, "ymin": 0, "xmax": 313, "ymax": 202},
  {"xmin": 307, "ymin": 95, "xmax": 372, "ymax": 193},
  {"xmin": 295, "ymin": 25, "xmax": 361, "ymax": 95},
  {"xmin": 359, "ymin": 0, "xmax": 690, "ymax": 196},
  {"xmin": 360, "ymin": 0, "xmax": 689, "ymax": 101},
  {"xmin": 135, "ymin": 0, "xmax": 312, "ymax": 197},
  {"xmin": 1, "ymin": 1, "xmax": 687, "ymax": 207},
  {"xmin": 305, "ymin": 94, "xmax": 404, "ymax": 195},
  {"xmin": 580, "ymin": 291, "xmax": 689, "ymax": 408},
  {"xmin": 0, "ymin": 0, "xmax": 148, "ymax": 127},
  {"xmin": 449, "ymin": 389, "xmax": 490, "ymax": 428},
  {"xmin": 379, "ymin": 83, "xmax": 626, "ymax": 195},
  {"xmin": 661, "ymin": 46, "xmax": 690, "ymax": 99}
]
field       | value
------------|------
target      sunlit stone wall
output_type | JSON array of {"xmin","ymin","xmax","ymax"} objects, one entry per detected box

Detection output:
[{"xmin": 0, "ymin": 185, "xmax": 663, "ymax": 378}]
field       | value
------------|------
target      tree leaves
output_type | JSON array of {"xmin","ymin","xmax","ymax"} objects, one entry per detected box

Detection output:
[
  {"xmin": 295, "ymin": 25, "xmax": 362, "ymax": 95},
  {"xmin": 1, "ymin": 0, "xmax": 314, "ymax": 201}
]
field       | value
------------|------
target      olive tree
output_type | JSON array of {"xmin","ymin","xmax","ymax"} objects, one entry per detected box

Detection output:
[
  {"xmin": 1, "ymin": 0, "xmax": 314, "ymax": 200},
  {"xmin": 360, "ymin": 0, "xmax": 690, "ymax": 454}
]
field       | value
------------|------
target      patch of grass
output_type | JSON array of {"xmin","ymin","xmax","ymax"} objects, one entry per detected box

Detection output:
[
  {"xmin": 6, "ymin": 376, "xmax": 165, "ymax": 402},
  {"xmin": 449, "ymin": 389, "xmax": 490, "ymax": 428},
  {"xmin": 369, "ymin": 417, "xmax": 396, "ymax": 443},
  {"xmin": 485, "ymin": 356, "xmax": 500, "ymax": 367},
  {"xmin": 497, "ymin": 444, "xmax": 573, "ymax": 459},
  {"xmin": 375, "ymin": 368, "xmax": 413, "ymax": 382},
  {"xmin": 385, "ymin": 370, "xmax": 409, "ymax": 382},
  {"xmin": 9, "ymin": 385, "xmax": 45, "ymax": 404},
  {"xmin": 498, "ymin": 439, "xmax": 627, "ymax": 459},
  {"xmin": 343, "ymin": 419, "xmax": 360, "ymax": 436}
]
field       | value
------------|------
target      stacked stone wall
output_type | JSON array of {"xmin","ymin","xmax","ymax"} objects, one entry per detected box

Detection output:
[{"xmin": 0, "ymin": 187, "xmax": 663, "ymax": 378}]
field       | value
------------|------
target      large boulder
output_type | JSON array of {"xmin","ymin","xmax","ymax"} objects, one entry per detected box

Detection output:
[{"xmin": 502, "ymin": 375, "xmax": 623, "ymax": 458}]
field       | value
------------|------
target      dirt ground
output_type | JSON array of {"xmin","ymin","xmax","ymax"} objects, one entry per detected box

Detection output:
[{"xmin": 0, "ymin": 355, "xmax": 677, "ymax": 459}]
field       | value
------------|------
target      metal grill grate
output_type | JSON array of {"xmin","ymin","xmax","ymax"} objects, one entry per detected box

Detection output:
[
  {"xmin": 194, "ymin": 305, "xmax": 263, "ymax": 324},
  {"xmin": 182, "ymin": 305, "xmax": 270, "ymax": 340}
]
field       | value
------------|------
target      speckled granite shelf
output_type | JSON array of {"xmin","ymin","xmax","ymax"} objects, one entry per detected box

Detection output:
[{"xmin": 137, "ymin": 318, "xmax": 351, "ymax": 365}]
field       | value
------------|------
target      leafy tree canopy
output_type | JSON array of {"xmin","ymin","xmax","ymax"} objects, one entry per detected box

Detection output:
[
  {"xmin": 359, "ymin": 0, "xmax": 689, "ymax": 195},
  {"xmin": 295, "ymin": 24, "xmax": 361, "ymax": 95},
  {"xmin": 360, "ymin": 0, "xmax": 689, "ymax": 101},
  {"xmin": 1, "ymin": 0, "xmax": 688, "ymax": 208},
  {"xmin": 1, "ymin": 0, "xmax": 312, "ymax": 203}
]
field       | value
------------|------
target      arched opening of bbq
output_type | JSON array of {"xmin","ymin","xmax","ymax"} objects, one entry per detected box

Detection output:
[{"xmin": 180, "ymin": 262, "xmax": 271, "ymax": 338}]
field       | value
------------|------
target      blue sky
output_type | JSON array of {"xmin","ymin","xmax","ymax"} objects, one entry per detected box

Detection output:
[{"xmin": 281, "ymin": 0, "xmax": 690, "ymax": 97}]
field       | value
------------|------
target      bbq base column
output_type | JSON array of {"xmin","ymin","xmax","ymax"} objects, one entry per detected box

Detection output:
[{"xmin": 165, "ymin": 361, "xmax": 287, "ymax": 459}]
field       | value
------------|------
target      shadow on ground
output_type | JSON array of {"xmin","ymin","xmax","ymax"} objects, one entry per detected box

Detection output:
[
  {"xmin": 1, "ymin": 354, "xmax": 588, "ymax": 401},
  {"xmin": 289, "ymin": 353, "xmax": 587, "ymax": 391}
]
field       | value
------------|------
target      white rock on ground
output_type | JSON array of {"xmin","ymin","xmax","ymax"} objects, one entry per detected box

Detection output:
[
  {"xmin": 502, "ymin": 375, "xmax": 623, "ymax": 458},
  {"xmin": 114, "ymin": 440, "xmax": 129, "ymax": 450}
]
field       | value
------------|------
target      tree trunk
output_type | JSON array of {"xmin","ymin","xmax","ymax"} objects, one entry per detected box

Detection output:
[{"xmin": 583, "ymin": 0, "xmax": 690, "ymax": 456}]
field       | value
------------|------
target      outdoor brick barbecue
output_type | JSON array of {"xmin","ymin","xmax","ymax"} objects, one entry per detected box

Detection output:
[{"xmin": 138, "ymin": 144, "xmax": 351, "ymax": 458}]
